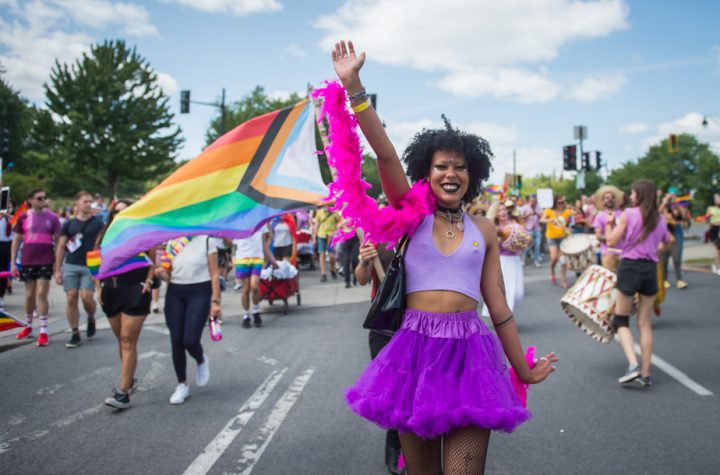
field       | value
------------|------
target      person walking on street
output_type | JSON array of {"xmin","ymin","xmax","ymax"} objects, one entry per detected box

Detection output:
[
  {"xmin": 660, "ymin": 188, "xmax": 690, "ymax": 289},
  {"xmin": 540, "ymin": 195, "xmax": 573, "ymax": 288},
  {"xmin": 155, "ymin": 235, "xmax": 221, "ymax": 405},
  {"xmin": 520, "ymin": 194, "xmax": 542, "ymax": 267},
  {"xmin": 592, "ymin": 185, "xmax": 624, "ymax": 273},
  {"xmin": 0, "ymin": 209, "xmax": 13, "ymax": 307},
  {"xmin": 313, "ymin": 203, "xmax": 339, "ymax": 282},
  {"xmin": 54, "ymin": 191, "xmax": 104, "ymax": 348},
  {"xmin": 355, "ymin": 240, "xmax": 403, "ymax": 474},
  {"xmin": 707, "ymin": 193, "xmax": 720, "ymax": 275},
  {"xmin": 96, "ymin": 200, "xmax": 155, "ymax": 409},
  {"xmin": 233, "ymin": 229, "xmax": 269, "ymax": 328},
  {"xmin": 339, "ymin": 217, "xmax": 359, "ymax": 288},
  {"xmin": 332, "ymin": 40, "xmax": 557, "ymax": 474},
  {"xmin": 12, "ymin": 189, "xmax": 61, "ymax": 346},
  {"xmin": 606, "ymin": 180, "xmax": 670, "ymax": 387}
]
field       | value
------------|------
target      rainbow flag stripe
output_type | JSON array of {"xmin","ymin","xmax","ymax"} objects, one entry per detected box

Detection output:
[
  {"xmin": 0, "ymin": 309, "xmax": 27, "ymax": 332},
  {"xmin": 88, "ymin": 249, "xmax": 152, "ymax": 279},
  {"xmin": 485, "ymin": 185, "xmax": 503, "ymax": 195},
  {"xmin": 98, "ymin": 99, "xmax": 327, "ymax": 276}
]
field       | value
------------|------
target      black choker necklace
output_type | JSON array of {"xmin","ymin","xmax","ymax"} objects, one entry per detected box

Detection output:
[{"xmin": 436, "ymin": 204, "xmax": 462, "ymax": 213}]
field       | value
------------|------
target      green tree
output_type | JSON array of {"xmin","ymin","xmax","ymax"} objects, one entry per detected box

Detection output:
[
  {"xmin": 45, "ymin": 39, "xmax": 183, "ymax": 197},
  {"xmin": 608, "ymin": 134, "xmax": 720, "ymax": 212}
]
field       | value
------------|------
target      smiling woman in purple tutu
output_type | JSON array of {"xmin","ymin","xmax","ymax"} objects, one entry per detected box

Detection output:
[{"xmin": 331, "ymin": 40, "xmax": 558, "ymax": 474}]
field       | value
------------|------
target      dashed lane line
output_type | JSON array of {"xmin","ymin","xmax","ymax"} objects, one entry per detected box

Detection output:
[
  {"xmin": 231, "ymin": 367, "xmax": 316, "ymax": 475},
  {"xmin": 182, "ymin": 367, "xmax": 288, "ymax": 475}
]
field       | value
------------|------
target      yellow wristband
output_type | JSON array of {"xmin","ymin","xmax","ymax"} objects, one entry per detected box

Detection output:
[{"xmin": 351, "ymin": 100, "xmax": 371, "ymax": 114}]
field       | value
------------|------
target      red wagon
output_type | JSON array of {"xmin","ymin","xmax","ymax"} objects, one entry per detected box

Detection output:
[{"xmin": 259, "ymin": 274, "xmax": 301, "ymax": 314}]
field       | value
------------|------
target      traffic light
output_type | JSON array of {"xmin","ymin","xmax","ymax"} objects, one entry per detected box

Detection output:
[
  {"xmin": 563, "ymin": 145, "xmax": 577, "ymax": 171},
  {"xmin": 0, "ymin": 127, "xmax": 9, "ymax": 157},
  {"xmin": 516, "ymin": 175, "xmax": 523, "ymax": 189},
  {"xmin": 369, "ymin": 93, "xmax": 377, "ymax": 110},
  {"xmin": 668, "ymin": 134, "xmax": 679, "ymax": 153},
  {"xmin": 582, "ymin": 151, "xmax": 591, "ymax": 172},
  {"xmin": 595, "ymin": 151, "xmax": 602, "ymax": 171},
  {"xmin": 180, "ymin": 90, "xmax": 190, "ymax": 114}
]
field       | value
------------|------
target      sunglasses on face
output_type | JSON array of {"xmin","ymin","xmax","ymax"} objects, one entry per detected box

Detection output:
[{"xmin": 34, "ymin": 196, "xmax": 47, "ymax": 201}]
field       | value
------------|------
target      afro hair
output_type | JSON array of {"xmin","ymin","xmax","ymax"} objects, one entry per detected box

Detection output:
[{"xmin": 401, "ymin": 115, "xmax": 493, "ymax": 203}]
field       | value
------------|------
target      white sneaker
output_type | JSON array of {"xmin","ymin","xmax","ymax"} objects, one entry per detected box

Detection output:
[
  {"xmin": 712, "ymin": 264, "xmax": 719, "ymax": 275},
  {"xmin": 233, "ymin": 282, "xmax": 243, "ymax": 291},
  {"xmin": 196, "ymin": 355, "xmax": 210, "ymax": 387},
  {"xmin": 170, "ymin": 383, "xmax": 190, "ymax": 404}
]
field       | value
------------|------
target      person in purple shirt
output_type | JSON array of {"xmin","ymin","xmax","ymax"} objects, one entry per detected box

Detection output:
[
  {"xmin": 606, "ymin": 180, "xmax": 670, "ymax": 387},
  {"xmin": 592, "ymin": 185, "xmax": 624, "ymax": 273},
  {"xmin": 11, "ymin": 188, "xmax": 61, "ymax": 347},
  {"xmin": 520, "ymin": 194, "xmax": 542, "ymax": 267}
]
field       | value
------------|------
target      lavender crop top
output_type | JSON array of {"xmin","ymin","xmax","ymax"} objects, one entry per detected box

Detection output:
[{"xmin": 404, "ymin": 213, "xmax": 486, "ymax": 301}]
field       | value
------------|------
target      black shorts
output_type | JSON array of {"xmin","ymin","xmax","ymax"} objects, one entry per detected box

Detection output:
[
  {"xmin": 101, "ymin": 284, "xmax": 152, "ymax": 317},
  {"xmin": 20, "ymin": 264, "xmax": 53, "ymax": 282},
  {"xmin": 273, "ymin": 245, "xmax": 293, "ymax": 260},
  {"xmin": 710, "ymin": 225, "xmax": 720, "ymax": 248},
  {"xmin": 616, "ymin": 259, "xmax": 658, "ymax": 297}
]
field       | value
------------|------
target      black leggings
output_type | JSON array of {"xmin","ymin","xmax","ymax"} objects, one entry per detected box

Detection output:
[
  {"xmin": 0, "ymin": 241, "xmax": 10, "ymax": 297},
  {"xmin": 165, "ymin": 281, "xmax": 211, "ymax": 382},
  {"xmin": 341, "ymin": 236, "xmax": 359, "ymax": 285}
]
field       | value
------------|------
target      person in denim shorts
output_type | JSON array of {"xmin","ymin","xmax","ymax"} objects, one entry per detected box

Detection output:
[{"xmin": 55, "ymin": 191, "xmax": 104, "ymax": 348}]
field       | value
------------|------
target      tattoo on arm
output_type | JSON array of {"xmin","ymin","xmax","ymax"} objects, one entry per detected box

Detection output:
[
  {"xmin": 493, "ymin": 314, "xmax": 514, "ymax": 329},
  {"xmin": 497, "ymin": 266, "xmax": 506, "ymax": 297}
]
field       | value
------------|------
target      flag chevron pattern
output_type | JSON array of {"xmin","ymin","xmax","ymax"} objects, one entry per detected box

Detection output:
[{"xmin": 99, "ymin": 99, "xmax": 327, "ymax": 277}]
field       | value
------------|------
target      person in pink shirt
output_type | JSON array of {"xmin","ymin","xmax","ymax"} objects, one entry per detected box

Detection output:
[
  {"xmin": 606, "ymin": 180, "xmax": 671, "ymax": 387},
  {"xmin": 12, "ymin": 189, "xmax": 61, "ymax": 346}
]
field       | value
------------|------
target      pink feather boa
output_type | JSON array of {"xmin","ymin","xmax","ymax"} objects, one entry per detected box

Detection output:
[
  {"xmin": 509, "ymin": 346, "xmax": 536, "ymax": 408},
  {"xmin": 311, "ymin": 81, "xmax": 435, "ymax": 246}
]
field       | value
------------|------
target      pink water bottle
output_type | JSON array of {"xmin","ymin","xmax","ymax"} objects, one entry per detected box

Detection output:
[{"xmin": 209, "ymin": 316, "xmax": 223, "ymax": 342}]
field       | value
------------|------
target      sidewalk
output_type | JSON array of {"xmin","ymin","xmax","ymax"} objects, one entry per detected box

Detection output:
[{"xmin": 0, "ymin": 268, "xmax": 372, "ymax": 352}]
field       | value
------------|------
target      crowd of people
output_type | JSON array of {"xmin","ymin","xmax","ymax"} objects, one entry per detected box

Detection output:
[{"xmin": 2, "ymin": 39, "xmax": 719, "ymax": 475}]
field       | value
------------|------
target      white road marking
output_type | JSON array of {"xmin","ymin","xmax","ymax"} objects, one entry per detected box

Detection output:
[
  {"xmin": 231, "ymin": 367, "xmax": 316, "ymax": 475},
  {"xmin": 50, "ymin": 404, "xmax": 104, "ymax": 428},
  {"xmin": 255, "ymin": 356, "xmax": 279, "ymax": 366},
  {"xmin": 633, "ymin": 343, "xmax": 713, "ymax": 396},
  {"xmin": 613, "ymin": 335, "xmax": 713, "ymax": 396},
  {"xmin": 182, "ymin": 367, "xmax": 288, "ymax": 475},
  {"xmin": 138, "ymin": 358, "xmax": 167, "ymax": 392}
]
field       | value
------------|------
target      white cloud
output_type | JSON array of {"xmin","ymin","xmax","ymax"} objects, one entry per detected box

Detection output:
[
  {"xmin": 166, "ymin": 0, "xmax": 282, "ymax": 16},
  {"xmin": 316, "ymin": 0, "xmax": 629, "ymax": 102},
  {"xmin": 51, "ymin": 0, "xmax": 159, "ymax": 37},
  {"xmin": 285, "ymin": 44, "xmax": 307, "ymax": 58},
  {"xmin": 436, "ymin": 68, "xmax": 561, "ymax": 103},
  {"xmin": 489, "ymin": 147, "xmax": 560, "ymax": 184},
  {"xmin": 157, "ymin": 72, "xmax": 180, "ymax": 96},
  {"xmin": 566, "ymin": 75, "xmax": 625, "ymax": 102},
  {"xmin": 620, "ymin": 122, "xmax": 649, "ymax": 134},
  {"xmin": 640, "ymin": 112, "xmax": 720, "ymax": 153},
  {"xmin": 268, "ymin": 89, "xmax": 292, "ymax": 101},
  {"xmin": 0, "ymin": 1, "xmax": 159, "ymax": 101}
]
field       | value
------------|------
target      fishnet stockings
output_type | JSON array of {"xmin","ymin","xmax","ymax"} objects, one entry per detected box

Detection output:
[{"xmin": 399, "ymin": 427, "xmax": 491, "ymax": 475}]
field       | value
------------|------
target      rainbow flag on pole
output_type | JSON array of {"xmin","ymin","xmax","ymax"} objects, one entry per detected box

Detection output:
[
  {"xmin": 0, "ymin": 309, "xmax": 27, "ymax": 332},
  {"xmin": 98, "ymin": 99, "xmax": 327, "ymax": 277}
]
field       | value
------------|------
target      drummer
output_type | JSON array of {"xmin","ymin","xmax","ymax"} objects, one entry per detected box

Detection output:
[
  {"xmin": 540, "ymin": 195, "xmax": 573, "ymax": 288},
  {"xmin": 592, "ymin": 185, "xmax": 624, "ymax": 273}
]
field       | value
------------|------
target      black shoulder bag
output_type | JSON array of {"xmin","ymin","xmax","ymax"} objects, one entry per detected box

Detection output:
[{"xmin": 362, "ymin": 234, "xmax": 409, "ymax": 335}]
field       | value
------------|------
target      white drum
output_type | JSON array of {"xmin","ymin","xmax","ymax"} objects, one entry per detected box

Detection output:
[
  {"xmin": 560, "ymin": 234, "xmax": 596, "ymax": 272},
  {"xmin": 560, "ymin": 265, "xmax": 617, "ymax": 343}
]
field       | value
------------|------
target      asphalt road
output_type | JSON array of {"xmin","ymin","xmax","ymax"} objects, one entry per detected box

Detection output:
[{"xmin": 0, "ymin": 262, "xmax": 719, "ymax": 474}]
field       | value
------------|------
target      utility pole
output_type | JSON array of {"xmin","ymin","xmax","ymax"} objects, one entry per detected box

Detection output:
[
  {"xmin": 513, "ymin": 149, "xmax": 517, "ymax": 191},
  {"xmin": 180, "ymin": 87, "xmax": 228, "ymax": 135}
]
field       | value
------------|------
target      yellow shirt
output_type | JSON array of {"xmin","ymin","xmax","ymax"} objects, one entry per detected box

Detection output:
[
  {"xmin": 543, "ymin": 208, "xmax": 573, "ymax": 239},
  {"xmin": 315, "ymin": 209, "xmax": 340, "ymax": 238}
]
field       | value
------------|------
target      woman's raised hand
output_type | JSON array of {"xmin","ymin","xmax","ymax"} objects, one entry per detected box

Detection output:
[{"xmin": 332, "ymin": 40, "xmax": 365, "ymax": 87}]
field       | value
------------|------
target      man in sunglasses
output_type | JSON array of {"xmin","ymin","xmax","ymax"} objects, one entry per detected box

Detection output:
[{"xmin": 11, "ymin": 189, "xmax": 62, "ymax": 346}]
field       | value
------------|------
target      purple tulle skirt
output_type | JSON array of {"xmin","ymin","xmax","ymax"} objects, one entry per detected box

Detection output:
[{"xmin": 346, "ymin": 308, "xmax": 531, "ymax": 439}]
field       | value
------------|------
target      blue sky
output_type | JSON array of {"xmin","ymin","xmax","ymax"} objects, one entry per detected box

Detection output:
[{"xmin": 1, "ymin": 0, "xmax": 719, "ymax": 185}]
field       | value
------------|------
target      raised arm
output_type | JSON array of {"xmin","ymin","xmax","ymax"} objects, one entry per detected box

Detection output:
[
  {"xmin": 332, "ymin": 40, "xmax": 409, "ymax": 207},
  {"xmin": 474, "ymin": 216, "xmax": 557, "ymax": 384}
]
